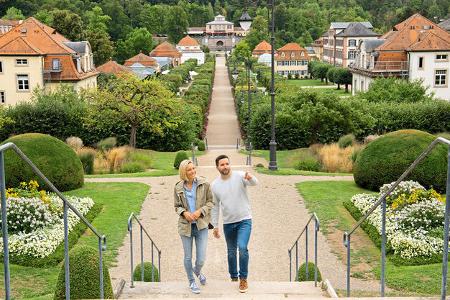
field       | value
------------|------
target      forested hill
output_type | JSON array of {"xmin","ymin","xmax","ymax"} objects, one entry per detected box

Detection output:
[{"xmin": 1, "ymin": 0, "xmax": 448, "ymax": 64}]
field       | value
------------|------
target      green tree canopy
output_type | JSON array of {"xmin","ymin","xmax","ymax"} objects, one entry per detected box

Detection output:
[
  {"xmin": 51, "ymin": 9, "xmax": 83, "ymax": 41},
  {"xmin": 3, "ymin": 7, "xmax": 25, "ymax": 20}
]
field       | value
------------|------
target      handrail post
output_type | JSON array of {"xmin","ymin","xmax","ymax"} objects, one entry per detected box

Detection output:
[
  {"xmin": 140, "ymin": 225, "xmax": 144, "ymax": 282},
  {"xmin": 151, "ymin": 242, "xmax": 155, "ymax": 282},
  {"xmin": 129, "ymin": 218, "xmax": 134, "ymax": 288},
  {"xmin": 314, "ymin": 218, "xmax": 318, "ymax": 287},
  {"xmin": 158, "ymin": 250, "xmax": 161, "ymax": 282},
  {"xmin": 289, "ymin": 250, "xmax": 292, "ymax": 281},
  {"xmin": 344, "ymin": 232, "xmax": 351, "ymax": 297},
  {"xmin": 0, "ymin": 151, "xmax": 11, "ymax": 300},
  {"xmin": 381, "ymin": 198, "xmax": 386, "ymax": 297},
  {"xmin": 305, "ymin": 225, "xmax": 309, "ymax": 280},
  {"xmin": 63, "ymin": 201, "xmax": 70, "ymax": 300},
  {"xmin": 441, "ymin": 146, "xmax": 450, "ymax": 300},
  {"xmin": 98, "ymin": 237, "xmax": 104, "ymax": 299},
  {"xmin": 295, "ymin": 242, "xmax": 299, "ymax": 281}
]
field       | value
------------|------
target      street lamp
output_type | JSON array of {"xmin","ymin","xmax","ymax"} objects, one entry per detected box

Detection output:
[
  {"xmin": 239, "ymin": 10, "xmax": 253, "ymax": 31},
  {"xmin": 268, "ymin": 0, "xmax": 278, "ymax": 170}
]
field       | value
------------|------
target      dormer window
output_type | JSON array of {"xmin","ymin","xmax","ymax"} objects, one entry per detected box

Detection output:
[
  {"xmin": 291, "ymin": 52, "xmax": 295, "ymax": 58},
  {"xmin": 281, "ymin": 52, "xmax": 285, "ymax": 58},
  {"xmin": 436, "ymin": 54, "xmax": 448, "ymax": 61},
  {"xmin": 52, "ymin": 59, "xmax": 61, "ymax": 70},
  {"xmin": 300, "ymin": 52, "xmax": 304, "ymax": 57}
]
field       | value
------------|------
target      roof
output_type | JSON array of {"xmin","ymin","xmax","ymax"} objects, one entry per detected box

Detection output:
[
  {"xmin": 64, "ymin": 41, "xmax": 89, "ymax": 54},
  {"xmin": 0, "ymin": 17, "xmax": 98, "ymax": 81},
  {"xmin": 97, "ymin": 60, "xmax": 132, "ymax": 75},
  {"xmin": 362, "ymin": 39, "xmax": 386, "ymax": 52},
  {"xmin": 305, "ymin": 46, "xmax": 315, "ymax": 54},
  {"xmin": 178, "ymin": 35, "xmax": 199, "ymax": 47},
  {"xmin": 207, "ymin": 15, "xmax": 233, "ymax": 25},
  {"xmin": 278, "ymin": 42, "xmax": 304, "ymax": 51},
  {"xmin": 376, "ymin": 13, "xmax": 450, "ymax": 52},
  {"xmin": 438, "ymin": 18, "xmax": 450, "ymax": 31},
  {"xmin": 330, "ymin": 22, "xmax": 373, "ymax": 30},
  {"xmin": 252, "ymin": 40, "xmax": 272, "ymax": 55},
  {"xmin": 276, "ymin": 43, "xmax": 310, "ymax": 61},
  {"xmin": 336, "ymin": 22, "xmax": 379, "ymax": 37},
  {"xmin": 150, "ymin": 41, "xmax": 181, "ymax": 58},
  {"xmin": 128, "ymin": 63, "xmax": 156, "ymax": 79},
  {"xmin": 124, "ymin": 52, "xmax": 158, "ymax": 67}
]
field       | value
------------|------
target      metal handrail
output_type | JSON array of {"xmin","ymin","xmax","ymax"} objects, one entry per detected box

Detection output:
[
  {"xmin": 128, "ymin": 213, "xmax": 161, "ymax": 287},
  {"xmin": 288, "ymin": 213, "xmax": 320, "ymax": 286},
  {"xmin": 0, "ymin": 142, "xmax": 106, "ymax": 300},
  {"xmin": 343, "ymin": 137, "xmax": 450, "ymax": 300}
]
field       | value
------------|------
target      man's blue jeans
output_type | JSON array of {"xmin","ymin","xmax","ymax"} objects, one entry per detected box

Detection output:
[
  {"xmin": 223, "ymin": 219, "xmax": 252, "ymax": 279},
  {"xmin": 180, "ymin": 224, "xmax": 208, "ymax": 283}
]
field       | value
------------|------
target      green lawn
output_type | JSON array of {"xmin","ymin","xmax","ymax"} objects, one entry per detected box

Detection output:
[
  {"xmin": 297, "ymin": 181, "xmax": 449, "ymax": 296},
  {"xmin": 86, "ymin": 150, "xmax": 204, "ymax": 178},
  {"xmin": 282, "ymin": 79, "xmax": 333, "ymax": 86},
  {"xmin": 0, "ymin": 182, "xmax": 149, "ymax": 299},
  {"xmin": 311, "ymin": 87, "xmax": 350, "ymax": 96},
  {"xmin": 243, "ymin": 149, "xmax": 352, "ymax": 176}
]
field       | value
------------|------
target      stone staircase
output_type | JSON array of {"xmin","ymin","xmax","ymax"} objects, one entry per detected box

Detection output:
[{"xmin": 119, "ymin": 280, "xmax": 328, "ymax": 299}]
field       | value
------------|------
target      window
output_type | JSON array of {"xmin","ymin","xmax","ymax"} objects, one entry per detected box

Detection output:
[
  {"xmin": 281, "ymin": 52, "xmax": 285, "ymax": 58},
  {"xmin": 435, "ymin": 69, "xmax": 447, "ymax": 86},
  {"xmin": 436, "ymin": 54, "xmax": 448, "ymax": 60},
  {"xmin": 291, "ymin": 52, "xmax": 295, "ymax": 58},
  {"xmin": 300, "ymin": 51, "xmax": 304, "ymax": 57},
  {"xmin": 0, "ymin": 91, "xmax": 4, "ymax": 103},
  {"xmin": 348, "ymin": 39, "xmax": 357, "ymax": 47},
  {"xmin": 52, "ymin": 58, "xmax": 61, "ymax": 70},
  {"xmin": 16, "ymin": 59, "xmax": 28, "ymax": 66},
  {"xmin": 348, "ymin": 50, "xmax": 356, "ymax": 59},
  {"xmin": 418, "ymin": 57, "xmax": 424, "ymax": 69},
  {"xmin": 0, "ymin": 61, "xmax": 2, "ymax": 73},
  {"xmin": 17, "ymin": 74, "xmax": 29, "ymax": 91}
]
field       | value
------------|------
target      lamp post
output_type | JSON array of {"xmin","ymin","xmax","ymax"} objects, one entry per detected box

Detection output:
[
  {"xmin": 245, "ymin": 58, "xmax": 253, "ymax": 166},
  {"xmin": 268, "ymin": 0, "xmax": 278, "ymax": 170}
]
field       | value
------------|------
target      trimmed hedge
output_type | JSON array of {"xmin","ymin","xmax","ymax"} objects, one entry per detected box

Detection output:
[
  {"xmin": 297, "ymin": 262, "xmax": 322, "ymax": 282},
  {"xmin": 133, "ymin": 262, "xmax": 160, "ymax": 282},
  {"xmin": 9, "ymin": 203, "xmax": 102, "ymax": 267},
  {"xmin": 2, "ymin": 133, "xmax": 84, "ymax": 192},
  {"xmin": 174, "ymin": 151, "xmax": 189, "ymax": 169},
  {"xmin": 353, "ymin": 130, "xmax": 447, "ymax": 192},
  {"xmin": 54, "ymin": 245, "xmax": 113, "ymax": 300}
]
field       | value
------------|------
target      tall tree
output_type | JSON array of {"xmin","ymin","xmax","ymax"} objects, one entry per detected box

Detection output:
[
  {"xmin": 165, "ymin": 6, "xmax": 189, "ymax": 44},
  {"xmin": 245, "ymin": 15, "xmax": 269, "ymax": 51},
  {"xmin": 51, "ymin": 9, "xmax": 83, "ymax": 41},
  {"xmin": 84, "ymin": 6, "xmax": 114, "ymax": 65},
  {"xmin": 2, "ymin": 7, "xmax": 25, "ymax": 20},
  {"xmin": 115, "ymin": 27, "xmax": 153, "ymax": 63},
  {"xmin": 86, "ymin": 74, "xmax": 175, "ymax": 148}
]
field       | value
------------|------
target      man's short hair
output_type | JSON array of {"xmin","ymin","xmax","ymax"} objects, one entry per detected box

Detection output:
[{"xmin": 215, "ymin": 154, "xmax": 229, "ymax": 167}]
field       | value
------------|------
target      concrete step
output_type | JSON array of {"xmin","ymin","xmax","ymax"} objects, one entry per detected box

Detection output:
[{"xmin": 119, "ymin": 280, "xmax": 327, "ymax": 299}]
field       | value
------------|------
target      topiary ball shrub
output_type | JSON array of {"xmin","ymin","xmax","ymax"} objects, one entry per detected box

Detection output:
[
  {"xmin": 338, "ymin": 134, "xmax": 355, "ymax": 149},
  {"xmin": 3, "ymin": 133, "xmax": 84, "ymax": 191},
  {"xmin": 133, "ymin": 262, "xmax": 160, "ymax": 282},
  {"xmin": 297, "ymin": 262, "xmax": 322, "ymax": 282},
  {"xmin": 173, "ymin": 151, "xmax": 189, "ymax": 169},
  {"xmin": 197, "ymin": 140, "xmax": 206, "ymax": 151},
  {"xmin": 54, "ymin": 245, "xmax": 113, "ymax": 300},
  {"xmin": 354, "ymin": 130, "xmax": 447, "ymax": 192}
]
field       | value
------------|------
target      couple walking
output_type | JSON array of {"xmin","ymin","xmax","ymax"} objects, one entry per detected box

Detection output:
[{"xmin": 174, "ymin": 154, "xmax": 258, "ymax": 294}]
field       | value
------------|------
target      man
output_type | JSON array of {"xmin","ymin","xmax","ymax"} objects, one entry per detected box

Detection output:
[{"xmin": 211, "ymin": 154, "xmax": 258, "ymax": 293}]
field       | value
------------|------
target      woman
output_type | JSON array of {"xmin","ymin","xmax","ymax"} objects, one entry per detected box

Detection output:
[{"xmin": 174, "ymin": 159, "xmax": 214, "ymax": 294}]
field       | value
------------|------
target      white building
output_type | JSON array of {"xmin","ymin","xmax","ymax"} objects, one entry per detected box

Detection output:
[
  {"xmin": 323, "ymin": 22, "xmax": 379, "ymax": 67},
  {"xmin": 176, "ymin": 35, "xmax": 205, "ymax": 65},
  {"xmin": 350, "ymin": 14, "xmax": 450, "ymax": 101}
]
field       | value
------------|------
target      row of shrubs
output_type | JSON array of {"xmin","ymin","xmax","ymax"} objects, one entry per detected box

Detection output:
[
  {"xmin": 241, "ymin": 87, "xmax": 450, "ymax": 150},
  {"xmin": 0, "ymin": 58, "xmax": 215, "ymax": 152}
]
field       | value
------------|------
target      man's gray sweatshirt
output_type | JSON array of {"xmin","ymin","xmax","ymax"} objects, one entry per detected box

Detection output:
[{"xmin": 210, "ymin": 171, "xmax": 258, "ymax": 228}]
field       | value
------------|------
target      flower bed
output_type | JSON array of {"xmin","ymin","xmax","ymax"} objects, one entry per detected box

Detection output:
[
  {"xmin": 345, "ymin": 180, "xmax": 446, "ymax": 265},
  {"xmin": 0, "ymin": 181, "xmax": 96, "ymax": 266}
]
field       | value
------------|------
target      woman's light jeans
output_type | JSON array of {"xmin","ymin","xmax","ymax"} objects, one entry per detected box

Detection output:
[{"xmin": 180, "ymin": 223, "xmax": 208, "ymax": 283}]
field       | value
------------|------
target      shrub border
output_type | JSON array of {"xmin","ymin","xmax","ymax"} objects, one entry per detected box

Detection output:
[{"xmin": 6, "ymin": 203, "xmax": 103, "ymax": 267}]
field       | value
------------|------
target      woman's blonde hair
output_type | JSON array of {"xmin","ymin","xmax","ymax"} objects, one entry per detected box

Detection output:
[{"xmin": 179, "ymin": 159, "xmax": 195, "ymax": 181}]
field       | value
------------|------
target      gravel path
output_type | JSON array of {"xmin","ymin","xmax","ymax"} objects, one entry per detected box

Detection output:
[{"xmin": 86, "ymin": 56, "xmax": 381, "ymax": 295}]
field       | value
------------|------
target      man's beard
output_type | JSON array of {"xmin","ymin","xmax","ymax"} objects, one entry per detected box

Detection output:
[{"xmin": 219, "ymin": 168, "xmax": 230, "ymax": 175}]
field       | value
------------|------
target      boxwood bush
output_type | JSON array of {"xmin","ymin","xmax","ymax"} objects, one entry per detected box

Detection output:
[
  {"xmin": 174, "ymin": 151, "xmax": 189, "ymax": 169},
  {"xmin": 2, "ymin": 133, "xmax": 84, "ymax": 191},
  {"xmin": 353, "ymin": 130, "xmax": 447, "ymax": 192},
  {"xmin": 297, "ymin": 262, "xmax": 322, "ymax": 282},
  {"xmin": 133, "ymin": 262, "xmax": 160, "ymax": 282},
  {"xmin": 54, "ymin": 245, "xmax": 113, "ymax": 299}
]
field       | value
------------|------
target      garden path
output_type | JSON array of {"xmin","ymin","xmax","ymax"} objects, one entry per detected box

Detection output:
[{"xmin": 85, "ymin": 56, "xmax": 382, "ymax": 295}]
